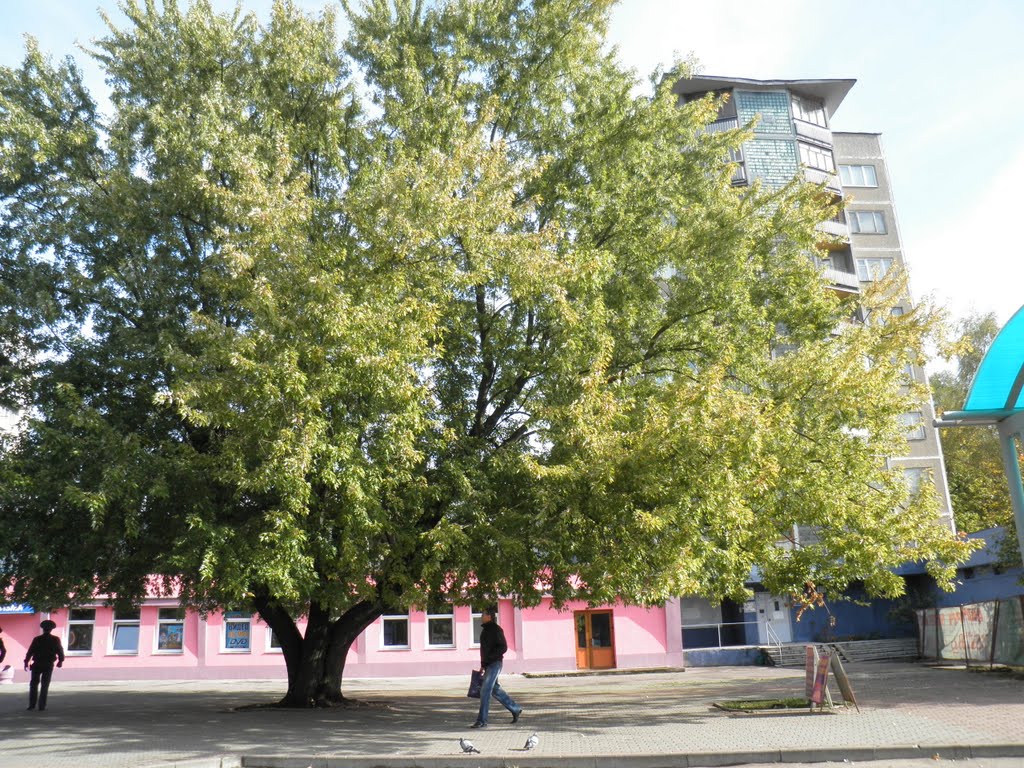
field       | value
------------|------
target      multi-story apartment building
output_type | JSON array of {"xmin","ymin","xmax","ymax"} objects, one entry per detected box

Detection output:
[{"xmin": 671, "ymin": 76, "xmax": 955, "ymax": 651}]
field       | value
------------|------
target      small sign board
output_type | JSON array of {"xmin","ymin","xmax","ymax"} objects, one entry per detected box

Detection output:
[
  {"xmin": 829, "ymin": 653, "xmax": 860, "ymax": 712},
  {"xmin": 805, "ymin": 645, "xmax": 817, "ymax": 698},
  {"xmin": 810, "ymin": 651, "xmax": 831, "ymax": 705},
  {"xmin": 0, "ymin": 604, "xmax": 35, "ymax": 614}
]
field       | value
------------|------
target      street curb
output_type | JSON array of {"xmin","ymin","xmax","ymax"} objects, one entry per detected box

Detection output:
[{"xmin": 238, "ymin": 743, "xmax": 1024, "ymax": 767}]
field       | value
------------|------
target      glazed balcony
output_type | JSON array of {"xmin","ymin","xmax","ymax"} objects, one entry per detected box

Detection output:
[
  {"xmin": 793, "ymin": 118, "xmax": 833, "ymax": 146},
  {"xmin": 804, "ymin": 166, "xmax": 842, "ymax": 194}
]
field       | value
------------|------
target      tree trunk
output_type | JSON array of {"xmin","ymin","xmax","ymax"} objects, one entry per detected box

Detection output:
[
  {"xmin": 319, "ymin": 600, "xmax": 383, "ymax": 704},
  {"xmin": 253, "ymin": 594, "xmax": 382, "ymax": 708}
]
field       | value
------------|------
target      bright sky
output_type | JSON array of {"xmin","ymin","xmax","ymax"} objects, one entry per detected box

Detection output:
[{"xmin": 1, "ymin": 0, "xmax": 1022, "ymax": 335}]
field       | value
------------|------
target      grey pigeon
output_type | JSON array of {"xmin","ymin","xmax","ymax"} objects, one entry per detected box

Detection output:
[
  {"xmin": 460, "ymin": 737, "xmax": 481, "ymax": 754},
  {"xmin": 524, "ymin": 732, "xmax": 539, "ymax": 750}
]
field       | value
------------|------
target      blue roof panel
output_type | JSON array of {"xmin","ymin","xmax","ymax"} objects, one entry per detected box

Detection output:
[{"xmin": 963, "ymin": 304, "xmax": 1024, "ymax": 413}]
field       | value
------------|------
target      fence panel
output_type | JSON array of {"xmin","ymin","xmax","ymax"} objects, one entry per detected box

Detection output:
[{"xmin": 917, "ymin": 597, "xmax": 1024, "ymax": 666}]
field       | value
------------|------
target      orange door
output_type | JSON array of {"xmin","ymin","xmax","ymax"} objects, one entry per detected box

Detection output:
[{"xmin": 574, "ymin": 610, "xmax": 616, "ymax": 670}]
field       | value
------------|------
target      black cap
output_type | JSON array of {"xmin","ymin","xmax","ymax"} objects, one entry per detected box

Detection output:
[{"xmin": 40, "ymin": 619, "xmax": 57, "ymax": 632}]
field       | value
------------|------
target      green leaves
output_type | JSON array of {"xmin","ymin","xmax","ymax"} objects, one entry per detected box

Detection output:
[{"xmin": 0, "ymin": 0, "xmax": 973, "ymax": 628}]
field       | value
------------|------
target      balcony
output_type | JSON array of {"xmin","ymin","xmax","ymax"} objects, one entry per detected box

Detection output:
[
  {"xmin": 821, "ymin": 265, "xmax": 860, "ymax": 294},
  {"xmin": 794, "ymin": 118, "xmax": 833, "ymax": 146},
  {"xmin": 817, "ymin": 212, "xmax": 850, "ymax": 245},
  {"xmin": 804, "ymin": 167, "xmax": 842, "ymax": 195},
  {"xmin": 706, "ymin": 117, "xmax": 740, "ymax": 134}
]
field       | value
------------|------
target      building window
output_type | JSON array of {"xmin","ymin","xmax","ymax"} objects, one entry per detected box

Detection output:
[
  {"xmin": 903, "ymin": 467, "xmax": 928, "ymax": 494},
  {"xmin": 426, "ymin": 602, "xmax": 455, "ymax": 648},
  {"xmin": 856, "ymin": 257, "xmax": 894, "ymax": 281},
  {"xmin": 266, "ymin": 629, "xmax": 282, "ymax": 653},
  {"xmin": 222, "ymin": 611, "xmax": 251, "ymax": 653},
  {"xmin": 67, "ymin": 609, "xmax": 96, "ymax": 655},
  {"xmin": 381, "ymin": 609, "xmax": 410, "ymax": 649},
  {"xmin": 111, "ymin": 608, "xmax": 141, "ymax": 654},
  {"xmin": 156, "ymin": 607, "xmax": 184, "ymax": 653},
  {"xmin": 791, "ymin": 94, "xmax": 827, "ymax": 127},
  {"xmin": 900, "ymin": 412, "xmax": 926, "ymax": 440},
  {"xmin": 849, "ymin": 210, "xmax": 887, "ymax": 234},
  {"xmin": 839, "ymin": 164, "xmax": 878, "ymax": 187},
  {"xmin": 470, "ymin": 606, "xmax": 487, "ymax": 647},
  {"xmin": 798, "ymin": 141, "xmax": 835, "ymax": 172}
]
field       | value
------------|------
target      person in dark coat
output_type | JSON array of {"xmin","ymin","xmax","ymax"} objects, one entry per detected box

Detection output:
[
  {"xmin": 471, "ymin": 606, "xmax": 522, "ymax": 728},
  {"xmin": 0, "ymin": 624, "xmax": 7, "ymax": 665},
  {"xmin": 24, "ymin": 619, "xmax": 65, "ymax": 711}
]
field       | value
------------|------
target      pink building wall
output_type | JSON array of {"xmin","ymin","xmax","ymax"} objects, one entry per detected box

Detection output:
[{"xmin": 0, "ymin": 598, "xmax": 682, "ymax": 683}]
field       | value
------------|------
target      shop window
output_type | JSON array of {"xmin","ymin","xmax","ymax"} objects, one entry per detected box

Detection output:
[
  {"xmin": 222, "ymin": 610, "xmax": 251, "ymax": 653},
  {"xmin": 111, "ymin": 608, "xmax": 141, "ymax": 654},
  {"xmin": 156, "ymin": 607, "xmax": 184, "ymax": 653},
  {"xmin": 67, "ymin": 608, "xmax": 96, "ymax": 655}
]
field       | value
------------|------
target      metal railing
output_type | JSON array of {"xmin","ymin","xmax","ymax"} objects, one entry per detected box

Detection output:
[
  {"xmin": 705, "ymin": 117, "xmax": 739, "ymax": 134},
  {"xmin": 765, "ymin": 621, "xmax": 783, "ymax": 656}
]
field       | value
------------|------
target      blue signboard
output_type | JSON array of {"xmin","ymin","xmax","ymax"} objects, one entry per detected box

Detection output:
[{"xmin": 0, "ymin": 604, "xmax": 35, "ymax": 614}]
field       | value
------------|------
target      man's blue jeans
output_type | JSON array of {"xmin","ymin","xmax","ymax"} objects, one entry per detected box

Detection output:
[{"xmin": 476, "ymin": 660, "xmax": 520, "ymax": 724}]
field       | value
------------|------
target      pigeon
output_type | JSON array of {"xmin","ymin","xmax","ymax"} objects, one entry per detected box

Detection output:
[
  {"xmin": 523, "ymin": 732, "xmax": 539, "ymax": 751},
  {"xmin": 460, "ymin": 737, "xmax": 481, "ymax": 754}
]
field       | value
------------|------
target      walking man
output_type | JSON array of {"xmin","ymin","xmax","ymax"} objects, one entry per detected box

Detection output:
[
  {"xmin": 471, "ymin": 606, "xmax": 522, "ymax": 728},
  {"xmin": 24, "ymin": 619, "xmax": 65, "ymax": 711}
]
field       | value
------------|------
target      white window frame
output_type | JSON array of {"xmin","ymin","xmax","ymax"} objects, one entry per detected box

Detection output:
[
  {"xmin": 849, "ymin": 210, "xmax": 887, "ymax": 234},
  {"xmin": 470, "ymin": 607, "xmax": 485, "ymax": 648},
  {"xmin": 900, "ymin": 412, "xmax": 926, "ymax": 441},
  {"xmin": 265, "ymin": 627, "xmax": 283, "ymax": 653},
  {"xmin": 66, "ymin": 608, "xmax": 97, "ymax": 656},
  {"xmin": 380, "ymin": 611, "xmax": 410, "ymax": 650},
  {"xmin": 839, "ymin": 164, "xmax": 878, "ymax": 187},
  {"xmin": 110, "ymin": 608, "xmax": 141, "ymax": 655},
  {"xmin": 798, "ymin": 142, "xmax": 835, "ymax": 172},
  {"xmin": 154, "ymin": 607, "xmax": 185, "ymax": 654},
  {"xmin": 791, "ymin": 94, "xmax": 827, "ymax": 127},
  {"xmin": 221, "ymin": 611, "xmax": 252, "ymax": 654},
  {"xmin": 425, "ymin": 603, "xmax": 455, "ymax": 649},
  {"xmin": 856, "ymin": 257, "xmax": 894, "ymax": 281}
]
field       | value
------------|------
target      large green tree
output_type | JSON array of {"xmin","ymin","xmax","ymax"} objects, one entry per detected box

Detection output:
[
  {"xmin": 0, "ymin": 0, "xmax": 972, "ymax": 706},
  {"xmin": 931, "ymin": 312, "xmax": 1018, "ymax": 562}
]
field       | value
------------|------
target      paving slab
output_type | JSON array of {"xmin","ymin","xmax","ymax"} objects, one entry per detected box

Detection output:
[{"xmin": 0, "ymin": 662, "xmax": 1021, "ymax": 768}]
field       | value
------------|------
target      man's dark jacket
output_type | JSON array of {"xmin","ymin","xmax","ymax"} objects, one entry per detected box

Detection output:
[
  {"xmin": 24, "ymin": 634, "xmax": 65, "ymax": 670},
  {"xmin": 479, "ymin": 621, "xmax": 508, "ymax": 667}
]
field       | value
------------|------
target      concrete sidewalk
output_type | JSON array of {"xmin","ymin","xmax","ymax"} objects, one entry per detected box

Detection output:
[{"xmin": 0, "ymin": 662, "xmax": 1022, "ymax": 768}]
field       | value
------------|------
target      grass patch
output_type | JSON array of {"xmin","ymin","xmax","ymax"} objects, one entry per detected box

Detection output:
[{"xmin": 715, "ymin": 697, "xmax": 811, "ymax": 712}]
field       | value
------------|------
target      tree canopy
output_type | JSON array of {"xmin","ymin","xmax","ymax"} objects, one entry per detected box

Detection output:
[{"xmin": 0, "ymin": 0, "xmax": 973, "ymax": 705}]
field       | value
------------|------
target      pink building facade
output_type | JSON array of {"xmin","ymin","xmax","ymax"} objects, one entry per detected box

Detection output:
[{"xmin": 0, "ymin": 598, "xmax": 682, "ymax": 683}]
